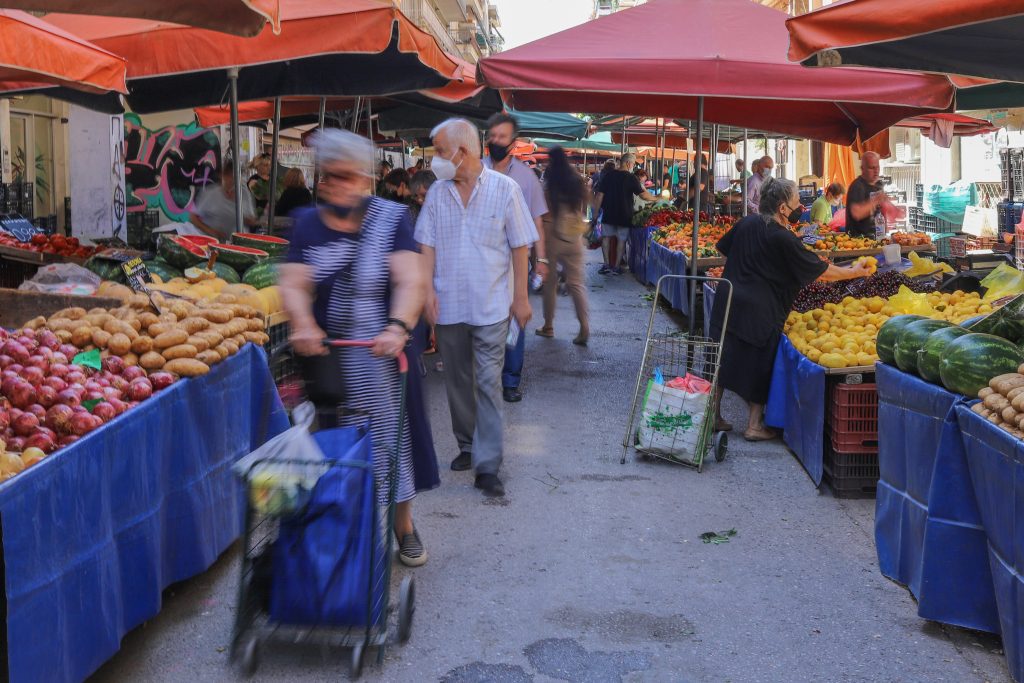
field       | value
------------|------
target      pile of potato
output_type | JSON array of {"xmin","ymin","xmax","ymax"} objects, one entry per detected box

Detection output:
[
  {"xmin": 973, "ymin": 370, "xmax": 1024, "ymax": 439},
  {"xmin": 25, "ymin": 291, "xmax": 270, "ymax": 378}
]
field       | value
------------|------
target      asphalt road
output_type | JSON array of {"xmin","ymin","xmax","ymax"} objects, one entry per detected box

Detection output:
[{"xmin": 91, "ymin": 252, "xmax": 1010, "ymax": 683}]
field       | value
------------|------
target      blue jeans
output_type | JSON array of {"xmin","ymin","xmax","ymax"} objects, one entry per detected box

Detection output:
[{"xmin": 502, "ymin": 329, "xmax": 525, "ymax": 389}]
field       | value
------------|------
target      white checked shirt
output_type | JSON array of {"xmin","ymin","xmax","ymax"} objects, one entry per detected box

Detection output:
[{"xmin": 415, "ymin": 168, "xmax": 538, "ymax": 326}]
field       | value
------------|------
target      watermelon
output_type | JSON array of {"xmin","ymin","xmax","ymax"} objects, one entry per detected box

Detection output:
[
  {"xmin": 158, "ymin": 234, "xmax": 208, "ymax": 270},
  {"xmin": 210, "ymin": 261, "xmax": 241, "ymax": 284},
  {"xmin": 877, "ymin": 315, "xmax": 926, "ymax": 366},
  {"xmin": 961, "ymin": 314, "xmax": 987, "ymax": 329},
  {"xmin": 143, "ymin": 260, "xmax": 183, "ymax": 282},
  {"xmin": 939, "ymin": 333, "xmax": 1024, "ymax": 396},
  {"xmin": 894, "ymin": 319, "xmax": 952, "ymax": 373},
  {"xmin": 231, "ymin": 232, "xmax": 288, "ymax": 258},
  {"xmin": 209, "ymin": 243, "xmax": 269, "ymax": 271},
  {"xmin": 242, "ymin": 261, "xmax": 277, "ymax": 289},
  {"xmin": 84, "ymin": 255, "xmax": 126, "ymax": 283},
  {"xmin": 180, "ymin": 235, "xmax": 220, "ymax": 249},
  {"xmin": 918, "ymin": 326, "xmax": 971, "ymax": 383}
]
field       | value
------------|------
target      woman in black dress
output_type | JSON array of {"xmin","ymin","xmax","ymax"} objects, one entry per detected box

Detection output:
[{"xmin": 709, "ymin": 178, "xmax": 870, "ymax": 441}]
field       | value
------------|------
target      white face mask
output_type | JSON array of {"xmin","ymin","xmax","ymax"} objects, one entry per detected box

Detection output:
[
  {"xmin": 762, "ymin": 167, "xmax": 773, "ymax": 178},
  {"xmin": 431, "ymin": 150, "xmax": 462, "ymax": 181}
]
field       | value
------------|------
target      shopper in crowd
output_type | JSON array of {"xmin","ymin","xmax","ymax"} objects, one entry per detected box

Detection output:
[
  {"xmin": 735, "ymin": 158, "xmax": 751, "ymax": 181},
  {"xmin": 593, "ymin": 153, "xmax": 659, "ymax": 275},
  {"xmin": 634, "ymin": 168, "xmax": 651, "ymax": 189},
  {"xmin": 247, "ymin": 153, "xmax": 272, "ymax": 214},
  {"xmin": 483, "ymin": 111, "xmax": 549, "ymax": 405},
  {"xmin": 845, "ymin": 151, "xmax": 886, "ymax": 238},
  {"xmin": 810, "ymin": 182, "xmax": 845, "ymax": 227},
  {"xmin": 709, "ymin": 178, "xmax": 871, "ymax": 441},
  {"xmin": 409, "ymin": 170, "xmax": 436, "ymax": 221},
  {"xmin": 688, "ymin": 155, "xmax": 713, "ymax": 215},
  {"xmin": 375, "ymin": 159, "xmax": 393, "ymax": 196},
  {"xmin": 745, "ymin": 155, "xmax": 774, "ymax": 215},
  {"xmin": 535, "ymin": 146, "xmax": 589, "ymax": 346},
  {"xmin": 415, "ymin": 117, "xmax": 537, "ymax": 497},
  {"xmin": 408, "ymin": 158, "xmax": 426, "ymax": 176},
  {"xmin": 274, "ymin": 167, "xmax": 314, "ymax": 218},
  {"xmin": 280, "ymin": 128, "xmax": 438, "ymax": 566},
  {"xmin": 383, "ymin": 168, "xmax": 413, "ymax": 203},
  {"xmin": 190, "ymin": 160, "xmax": 259, "ymax": 240}
]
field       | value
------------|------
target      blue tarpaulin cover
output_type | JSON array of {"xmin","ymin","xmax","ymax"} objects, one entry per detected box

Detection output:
[
  {"xmin": 765, "ymin": 337, "xmax": 826, "ymax": 485},
  {"xmin": 648, "ymin": 241, "xmax": 691, "ymax": 316},
  {"xmin": 0, "ymin": 345, "xmax": 289, "ymax": 683},
  {"xmin": 958, "ymin": 403, "xmax": 1024, "ymax": 682},
  {"xmin": 627, "ymin": 226, "xmax": 656, "ymax": 286},
  {"xmin": 874, "ymin": 363, "xmax": 998, "ymax": 632}
]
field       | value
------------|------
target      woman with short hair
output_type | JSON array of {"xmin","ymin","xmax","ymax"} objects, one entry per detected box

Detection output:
[{"xmin": 810, "ymin": 182, "xmax": 845, "ymax": 227}]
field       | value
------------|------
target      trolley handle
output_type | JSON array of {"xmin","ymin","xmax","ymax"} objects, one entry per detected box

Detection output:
[{"xmin": 322, "ymin": 338, "xmax": 409, "ymax": 375}]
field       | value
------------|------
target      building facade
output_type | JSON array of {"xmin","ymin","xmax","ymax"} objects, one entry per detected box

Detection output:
[{"xmin": 399, "ymin": 0, "xmax": 503, "ymax": 64}]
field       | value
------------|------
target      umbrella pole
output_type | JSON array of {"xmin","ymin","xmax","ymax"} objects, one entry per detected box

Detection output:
[
  {"xmin": 228, "ymin": 67, "xmax": 243, "ymax": 234},
  {"xmin": 742, "ymin": 128, "xmax": 748, "ymax": 217},
  {"xmin": 350, "ymin": 97, "xmax": 362, "ymax": 133},
  {"xmin": 267, "ymin": 97, "xmax": 282, "ymax": 234},
  {"xmin": 689, "ymin": 97, "xmax": 704, "ymax": 336},
  {"xmin": 314, "ymin": 97, "xmax": 326, "ymax": 201}
]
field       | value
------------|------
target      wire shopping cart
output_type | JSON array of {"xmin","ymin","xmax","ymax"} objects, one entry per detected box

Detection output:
[
  {"xmin": 231, "ymin": 339, "xmax": 414, "ymax": 678},
  {"xmin": 622, "ymin": 274, "xmax": 733, "ymax": 471}
]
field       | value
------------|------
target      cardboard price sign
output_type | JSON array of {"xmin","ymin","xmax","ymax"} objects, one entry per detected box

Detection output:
[{"xmin": 120, "ymin": 257, "xmax": 153, "ymax": 292}]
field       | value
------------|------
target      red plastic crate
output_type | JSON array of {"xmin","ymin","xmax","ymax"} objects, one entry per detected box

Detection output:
[{"xmin": 828, "ymin": 382, "xmax": 879, "ymax": 454}]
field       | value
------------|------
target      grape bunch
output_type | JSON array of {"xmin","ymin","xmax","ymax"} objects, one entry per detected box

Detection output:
[
  {"xmin": 846, "ymin": 270, "xmax": 935, "ymax": 299},
  {"xmin": 792, "ymin": 281, "xmax": 845, "ymax": 313}
]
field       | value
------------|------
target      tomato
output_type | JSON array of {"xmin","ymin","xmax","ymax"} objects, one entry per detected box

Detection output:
[
  {"xmin": 30, "ymin": 234, "xmax": 47, "ymax": 246},
  {"xmin": 67, "ymin": 237, "xmax": 80, "ymax": 248}
]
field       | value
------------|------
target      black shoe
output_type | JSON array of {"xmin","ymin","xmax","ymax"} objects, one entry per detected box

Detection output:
[
  {"xmin": 450, "ymin": 452, "xmax": 472, "ymax": 471},
  {"xmin": 475, "ymin": 473, "xmax": 505, "ymax": 497},
  {"xmin": 503, "ymin": 387, "xmax": 522, "ymax": 403}
]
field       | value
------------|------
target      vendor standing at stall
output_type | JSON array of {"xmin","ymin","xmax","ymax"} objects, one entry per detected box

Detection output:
[
  {"xmin": 845, "ymin": 151, "xmax": 886, "ymax": 238},
  {"xmin": 710, "ymin": 178, "xmax": 871, "ymax": 441},
  {"xmin": 810, "ymin": 182, "xmax": 845, "ymax": 227},
  {"xmin": 190, "ymin": 161, "xmax": 260, "ymax": 240}
]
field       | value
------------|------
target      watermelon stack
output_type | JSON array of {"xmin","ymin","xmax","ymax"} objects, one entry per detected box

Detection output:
[{"xmin": 939, "ymin": 333, "xmax": 1024, "ymax": 396}]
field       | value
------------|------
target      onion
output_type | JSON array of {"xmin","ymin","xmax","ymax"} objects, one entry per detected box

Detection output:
[
  {"xmin": 18, "ymin": 328, "xmax": 35, "ymax": 340},
  {"xmin": 0, "ymin": 355, "xmax": 12, "ymax": 369},
  {"xmin": 122, "ymin": 366, "xmax": 147, "ymax": 382},
  {"xmin": 6, "ymin": 436, "xmax": 24, "ymax": 452},
  {"xmin": 12, "ymin": 412, "xmax": 38, "ymax": 436},
  {"xmin": 36, "ymin": 330, "xmax": 59, "ymax": 351},
  {"xmin": 58, "ymin": 344, "xmax": 78, "ymax": 360},
  {"xmin": 41, "ymin": 376, "xmax": 67, "ymax": 393},
  {"xmin": 51, "ymin": 352, "xmax": 69, "ymax": 365},
  {"xmin": 92, "ymin": 402, "xmax": 117, "ymax": 422},
  {"xmin": 20, "ymin": 366, "xmax": 45, "ymax": 386},
  {"xmin": 102, "ymin": 356, "xmax": 125, "ymax": 375},
  {"xmin": 45, "ymin": 404, "xmax": 74, "ymax": 434},
  {"xmin": 35, "ymin": 426, "xmax": 56, "ymax": 442},
  {"xmin": 56, "ymin": 389, "xmax": 81, "ymax": 407},
  {"xmin": 65, "ymin": 370, "xmax": 87, "ymax": 385},
  {"xmin": 25, "ymin": 355, "xmax": 48, "ymax": 371},
  {"xmin": 57, "ymin": 435, "xmax": 79, "ymax": 447},
  {"xmin": 83, "ymin": 390, "xmax": 104, "ymax": 402},
  {"xmin": 0, "ymin": 411, "xmax": 7, "ymax": 432},
  {"xmin": 48, "ymin": 363, "xmax": 69, "ymax": 379},
  {"xmin": 69, "ymin": 412, "xmax": 95, "ymax": 436},
  {"xmin": 9, "ymin": 382, "xmax": 36, "ymax": 409},
  {"xmin": 23, "ymin": 432, "xmax": 56, "ymax": 454},
  {"xmin": 36, "ymin": 385, "xmax": 57, "ymax": 408},
  {"xmin": 2, "ymin": 341, "xmax": 29, "ymax": 365},
  {"xmin": 148, "ymin": 372, "xmax": 175, "ymax": 391},
  {"xmin": 1, "ymin": 377, "xmax": 19, "ymax": 397},
  {"xmin": 102, "ymin": 386, "xmax": 121, "ymax": 401},
  {"xmin": 127, "ymin": 377, "xmax": 153, "ymax": 401},
  {"xmin": 7, "ymin": 364, "xmax": 23, "ymax": 375},
  {"xmin": 107, "ymin": 398, "xmax": 128, "ymax": 415},
  {"xmin": 26, "ymin": 404, "xmax": 46, "ymax": 421}
]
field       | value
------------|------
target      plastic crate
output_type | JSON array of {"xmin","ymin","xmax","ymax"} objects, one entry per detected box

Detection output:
[
  {"xmin": 929, "ymin": 232, "xmax": 957, "ymax": 259},
  {"xmin": 0, "ymin": 256, "xmax": 39, "ymax": 288},
  {"xmin": 823, "ymin": 457, "xmax": 878, "ymax": 499},
  {"xmin": 998, "ymin": 201, "xmax": 1024, "ymax": 233},
  {"xmin": 828, "ymin": 382, "xmax": 879, "ymax": 454},
  {"xmin": 1001, "ymin": 149, "xmax": 1024, "ymax": 201},
  {"xmin": 265, "ymin": 318, "xmax": 290, "ymax": 357}
]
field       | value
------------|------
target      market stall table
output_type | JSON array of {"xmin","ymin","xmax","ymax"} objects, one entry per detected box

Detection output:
[
  {"xmin": 874, "ymin": 362, "xmax": 998, "ymax": 632},
  {"xmin": 0, "ymin": 344, "xmax": 289, "ymax": 683},
  {"xmin": 627, "ymin": 226, "xmax": 656, "ymax": 286}
]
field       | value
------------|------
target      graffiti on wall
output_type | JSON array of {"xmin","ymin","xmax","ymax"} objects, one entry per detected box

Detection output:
[{"xmin": 124, "ymin": 113, "xmax": 221, "ymax": 221}]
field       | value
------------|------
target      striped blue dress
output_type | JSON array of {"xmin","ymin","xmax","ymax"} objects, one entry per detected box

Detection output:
[{"xmin": 286, "ymin": 198, "xmax": 418, "ymax": 505}]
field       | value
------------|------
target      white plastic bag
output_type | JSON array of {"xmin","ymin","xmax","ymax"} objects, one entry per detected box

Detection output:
[
  {"xmin": 637, "ymin": 379, "xmax": 708, "ymax": 463},
  {"xmin": 17, "ymin": 263, "xmax": 101, "ymax": 295},
  {"xmin": 233, "ymin": 402, "xmax": 326, "ymax": 515}
]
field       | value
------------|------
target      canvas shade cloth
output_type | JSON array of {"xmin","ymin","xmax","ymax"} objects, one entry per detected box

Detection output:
[
  {"xmin": 0, "ymin": 9, "xmax": 126, "ymax": 93},
  {"xmin": 38, "ymin": 0, "xmax": 461, "ymax": 112},
  {"xmin": 477, "ymin": 0, "xmax": 956, "ymax": 146},
  {"xmin": 0, "ymin": 0, "xmax": 279, "ymax": 37}
]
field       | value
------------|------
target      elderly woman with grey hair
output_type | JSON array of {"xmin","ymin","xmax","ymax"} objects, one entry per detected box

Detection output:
[
  {"xmin": 279, "ymin": 128, "xmax": 439, "ymax": 567},
  {"xmin": 708, "ymin": 177, "xmax": 870, "ymax": 441}
]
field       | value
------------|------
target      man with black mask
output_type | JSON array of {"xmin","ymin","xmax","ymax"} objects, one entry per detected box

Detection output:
[{"xmin": 483, "ymin": 112, "xmax": 548, "ymax": 404}]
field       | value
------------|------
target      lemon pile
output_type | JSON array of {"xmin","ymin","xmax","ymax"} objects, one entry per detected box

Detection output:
[{"xmin": 785, "ymin": 291, "xmax": 992, "ymax": 369}]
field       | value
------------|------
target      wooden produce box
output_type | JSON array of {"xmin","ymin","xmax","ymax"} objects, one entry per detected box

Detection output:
[{"xmin": 0, "ymin": 288, "xmax": 122, "ymax": 329}]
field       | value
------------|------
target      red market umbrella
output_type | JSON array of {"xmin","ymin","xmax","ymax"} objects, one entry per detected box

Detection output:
[
  {"xmin": 895, "ymin": 113, "xmax": 998, "ymax": 138},
  {"xmin": 0, "ymin": 9, "xmax": 126, "ymax": 93},
  {"xmin": 0, "ymin": 0, "xmax": 280, "ymax": 37},
  {"xmin": 786, "ymin": 0, "xmax": 1024, "ymax": 83},
  {"xmin": 477, "ymin": 0, "xmax": 955, "ymax": 146}
]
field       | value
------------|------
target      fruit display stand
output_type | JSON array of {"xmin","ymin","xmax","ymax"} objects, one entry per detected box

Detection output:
[
  {"xmin": 874, "ymin": 362, "xmax": 998, "ymax": 633},
  {"xmin": 0, "ymin": 344, "xmax": 289, "ymax": 683},
  {"xmin": 956, "ymin": 403, "xmax": 1024, "ymax": 683}
]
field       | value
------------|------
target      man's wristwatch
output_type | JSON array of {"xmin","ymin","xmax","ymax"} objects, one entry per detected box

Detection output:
[{"xmin": 537, "ymin": 258, "xmax": 550, "ymax": 265}]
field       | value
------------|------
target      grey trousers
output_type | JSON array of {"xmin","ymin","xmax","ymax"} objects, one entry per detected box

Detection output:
[{"xmin": 435, "ymin": 320, "xmax": 508, "ymax": 475}]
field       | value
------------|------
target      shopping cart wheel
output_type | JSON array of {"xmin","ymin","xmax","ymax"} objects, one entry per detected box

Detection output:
[
  {"xmin": 713, "ymin": 431, "xmax": 728, "ymax": 462},
  {"xmin": 351, "ymin": 641, "xmax": 366, "ymax": 679},
  {"xmin": 398, "ymin": 576, "xmax": 415, "ymax": 643},
  {"xmin": 238, "ymin": 636, "xmax": 259, "ymax": 678}
]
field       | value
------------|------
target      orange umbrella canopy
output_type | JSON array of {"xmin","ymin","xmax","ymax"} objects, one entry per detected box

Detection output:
[
  {"xmin": 0, "ymin": 0, "xmax": 279, "ymax": 37},
  {"xmin": 41, "ymin": 0, "xmax": 462, "ymax": 112},
  {"xmin": 0, "ymin": 9, "xmax": 126, "ymax": 93}
]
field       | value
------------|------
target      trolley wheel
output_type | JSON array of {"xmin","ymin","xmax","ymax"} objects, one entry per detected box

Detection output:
[
  {"xmin": 238, "ymin": 636, "xmax": 259, "ymax": 678},
  {"xmin": 351, "ymin": 641, "xmax": 366, "ymax": 679},
  {"xmin": 713, "ymin": 431, "xmax": 728, "ymax": 463},
  {"xmin": 398, "ymin": 576, "xmax": 415, "ymax": 643}
]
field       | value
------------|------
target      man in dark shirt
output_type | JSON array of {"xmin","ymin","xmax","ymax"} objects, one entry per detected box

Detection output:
[
  {"xmin": 845, "ymin": 151, "xmax": 886, "ymax": 238},
  {"xmin": 592, "ymin": 153, "xmax": 658, "ymax": 274},
  {"xmin": 687, "ymin": 156, "xmax": 712, "ymax": 214}
]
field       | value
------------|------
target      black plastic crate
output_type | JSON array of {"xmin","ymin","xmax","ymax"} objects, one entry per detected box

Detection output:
[
  {"xmin": 1002, "ymin": 149, "xmax": 1024, "ymax": 201},
  {"xmin": 998, "ymin": 201, "xmax": 1024, "ymax": 233},
  {"xmin": 266, "ymin": 319, "xmax": 290, "ymax": 357},
  {"xmin": 0, "ymin": 256, "xmax": 40, "ymax": 288},
  {"xmin": 822, "ymin": 443, "xmax": 878, "ymax": 499}
]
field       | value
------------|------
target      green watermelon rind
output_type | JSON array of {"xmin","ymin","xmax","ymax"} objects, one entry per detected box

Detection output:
[
  {"xmin": 939, "ymin": 333, "xmax": 1024, "ymax": 397},
  {"xmin": 210, "ymin": 243, "xmax": 269, "ymax": 271},
  {"xmin": 231, "ymin": 232, "xmax": 288, "ymax": 258},
  {"xmin": 242, "ymin": 261, "xmax": 277, "ymax": 289},
  {"xmin": 210, "ymin": 262, "xmax": 241, "ymax": 284},
  {"xmin": 917, "ymin": 326, "xmax": 971, "ymax": 383},
  {"xmin": 877, "ymin": 315, "xmax": 927, "ymax": 366},
  {"xmin": 158, "ymin": 235, "xmax": 208, "ymax": 270},
  {"xmin": 894, "ymin": 320, "xmax": 952, "ymax": 373}
]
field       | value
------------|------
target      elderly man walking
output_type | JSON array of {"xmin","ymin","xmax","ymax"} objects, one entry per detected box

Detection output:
[
  {"xmin": 745, "ymin": 155, "xmax": 774, "ymax": 215},
  {"xmin": 415, "ymin": 118, "xmax": 538, "ymax": 497}
]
